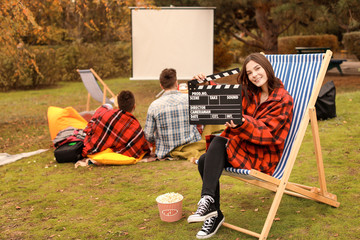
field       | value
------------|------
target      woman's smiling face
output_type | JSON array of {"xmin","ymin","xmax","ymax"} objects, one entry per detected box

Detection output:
[{"xmin": 246, "ymin": 60, "xmax": 269, "ymax": 90}]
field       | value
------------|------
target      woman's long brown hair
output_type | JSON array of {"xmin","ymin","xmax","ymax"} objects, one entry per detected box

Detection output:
[{"xmin": 237, "ymin": 53, "xmax": 281, "ymax": 106}]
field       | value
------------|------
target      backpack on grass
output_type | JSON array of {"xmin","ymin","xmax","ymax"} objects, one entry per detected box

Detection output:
[{"xmin": 54, "ymin": 141, "xmax": 84, "ymax": 163}]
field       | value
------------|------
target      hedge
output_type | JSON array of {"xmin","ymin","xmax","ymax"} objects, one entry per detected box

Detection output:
[
  {"xmin": 343, "ymin": 31, "xmax": 360, "ymax": 60},
  {"xmin": 0, "ymin": 42, "xmax": 131, "ymax": 91},
  {"xmin": 278, "ymin": 34, "xmax": 339, "ymax": 54}
]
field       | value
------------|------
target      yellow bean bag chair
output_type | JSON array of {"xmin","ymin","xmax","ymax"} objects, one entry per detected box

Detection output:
[
  {"xmin": 47, "ymin": 106, "xmax": 88, "ymax": 140},
  {"xmin": 47, "ymin": 106, "xmax": 145, "ymax": 165}
]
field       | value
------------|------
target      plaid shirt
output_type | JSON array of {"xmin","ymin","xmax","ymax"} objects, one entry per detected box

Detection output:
[
  {"xmin": 207, "ymin": 82, "xmax": 293, "ymax": 175},
  {"xmin": 144, "ymin": 90, "xmax": 201, "ymax": 158},
  {"xmin": 82, "ymin": 105, "xmax": 150, "ymax": 158}
]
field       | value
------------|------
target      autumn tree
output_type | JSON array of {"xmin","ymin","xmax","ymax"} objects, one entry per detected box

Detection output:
[
  {"xmin": 22, "ymin": 0, "xmax": 144, "ymax": 44},
  {"xmin": 0, "ymin": 0, "xmax": 152, "ymax": 90},
  {"xmin": 0, "ymin": 0, "xmax": 43, "ymax": 89}
]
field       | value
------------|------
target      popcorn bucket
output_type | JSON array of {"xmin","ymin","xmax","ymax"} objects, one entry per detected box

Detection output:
[
  {"xmin": 178, "ymin": 83, "xmax": 188, "ymax": 94},
  {"xmin": 156, "ymin": 193, "xmax": 183, "ymax": 222}
]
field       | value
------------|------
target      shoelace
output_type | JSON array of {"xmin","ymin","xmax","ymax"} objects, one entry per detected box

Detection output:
[
  {"xmin": 200, "ymin": 216, "xmax": 216, "ymax": 233},
  {"xmin": 195, "ymin": 196, "xmax": 214, "ymax": 215}
]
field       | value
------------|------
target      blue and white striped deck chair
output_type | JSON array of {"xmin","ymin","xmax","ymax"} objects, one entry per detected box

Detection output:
[
  {"xmin": 221, "ymin": 50, "xmax": 340, "ymax": 239},
  {"xmin": 77, "ymin": 68, "xmax": 116, "ymax": 111}
]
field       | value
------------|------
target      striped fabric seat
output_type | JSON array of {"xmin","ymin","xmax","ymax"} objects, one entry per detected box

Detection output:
[
  {"xmin": 77, "ymin": 69, "xmax": 116, "ymax": 111},
  {"xmin": 78, "ymin": 69, "xmax": 114, "ymax": 105},
  {"xmin": 224, "ymin": 53, "xmax": 325, "ymax": 179}
]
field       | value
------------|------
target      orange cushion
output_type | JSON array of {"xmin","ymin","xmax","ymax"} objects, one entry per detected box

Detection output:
[{"xmin": 47, "ymin": 106, "xmax": 88, "ymax": 140}]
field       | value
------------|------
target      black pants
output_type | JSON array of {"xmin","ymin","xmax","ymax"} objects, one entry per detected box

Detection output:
[{"xmin": 198, "ymin": 136, "xmax": 230, "ymax": 210}]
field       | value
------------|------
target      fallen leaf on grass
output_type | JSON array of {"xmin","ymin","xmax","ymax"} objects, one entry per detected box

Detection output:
[
  {"xmin": 334, "ymin": 233, "xmax": 339, "ymax": 237},
  {"xmin": 254, "ymin": 208, "xmax": 259, "ymax": 212},
  {"xmin": 274, "ymin": 217, "xmax": 280, "ymax": 221},
  {"xmin": 240, "ymin": 209, "xmax": 246, "ymax": 212},
  {"xmin": 139, "ymin": 226, "xmax": 146, "ymax": 230},
  {"xmin": 16, "ymin": 206, "xmax": 21, "ymax": 210}
]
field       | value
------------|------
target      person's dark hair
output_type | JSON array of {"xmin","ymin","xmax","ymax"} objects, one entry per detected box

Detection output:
[
  {"xmin": 237, "ymin": 53, "xmax": 281, "ymax": 104},
  {"xmin": 117, "ymin": 90, "xmax": 135, "ymax": 113},
  {"xmin": 159, "ymin": 68, "xmax": 177, "ymax": 89}
]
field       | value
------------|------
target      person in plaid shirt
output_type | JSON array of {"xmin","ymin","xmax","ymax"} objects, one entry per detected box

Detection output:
[
  {"xmin": 187, "ymin": 53, "xmax": 294, "ymax": 239},
  {"xmin": 82, "ymin": 90, "xmax": 150, "ymax": 159},
  {"xmin": 144, "ymin": 68, "xmax": 201, "ymax": 159}
]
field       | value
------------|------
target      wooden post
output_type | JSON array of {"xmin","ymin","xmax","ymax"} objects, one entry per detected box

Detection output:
[{"xmin": 309, "ymin": 107, "xmax": 328, "ymax": 195}]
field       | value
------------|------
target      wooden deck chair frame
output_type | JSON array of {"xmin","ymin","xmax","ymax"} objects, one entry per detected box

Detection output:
[
  {"xmin": 220, "ymin": 50, "xmax": 340, "ymax": 239},
  {"xmin": 77, "ymin": 68, "xmax": 116, "ymax": 111}
]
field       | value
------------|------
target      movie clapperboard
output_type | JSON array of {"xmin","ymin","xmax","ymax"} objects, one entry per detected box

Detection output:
[{"xmin": 188, "ymin": 68, "xmax": 242, "ymax": 125}]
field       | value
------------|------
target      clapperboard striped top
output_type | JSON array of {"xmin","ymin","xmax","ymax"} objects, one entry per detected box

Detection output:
[
  {"xmin": 200, "ymin": 68, "xmax": 240, "ymax": 83},
  {"xmin": 225, "ymin": 53, "xmax": 325, "ymax": 179},
  {"xmin": 197, "ymin": 84, "xmax": 241, "ymax": 90}
]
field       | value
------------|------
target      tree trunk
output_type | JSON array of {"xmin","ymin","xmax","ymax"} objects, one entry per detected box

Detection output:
[{"xmin": 254, "ymin": 5, "xmax": 279, "ymax": 53}]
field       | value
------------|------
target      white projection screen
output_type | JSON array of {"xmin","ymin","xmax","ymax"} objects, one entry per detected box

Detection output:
[{"xmin": 130, "ymin": 7, "xmax": 215, "ymax": 80}]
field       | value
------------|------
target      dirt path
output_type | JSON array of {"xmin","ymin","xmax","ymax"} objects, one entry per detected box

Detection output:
[{"xmin": 324, "ymin": 74, "xmax": 360, "ymax": 93}]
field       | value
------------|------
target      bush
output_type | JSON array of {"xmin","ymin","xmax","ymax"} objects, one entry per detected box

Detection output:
[
  {"xmin": 0, "ymin": 47, "xmax": 50, "ymax": 91},
  {"xmin": 32, "ymin": 46, "xmax": 60, "ymax": 85},
  {"xmin": 343, "ymin": 31, "xmax": 360, "ymax": 60},
  {"xmin": 0, "ymin": 42, "xmax": 131, "ymax": 91},
  {"xmin": 278, "ymin": 34, "xmax": 339, "ymax": 54},
  {"xmin": 56, "ymin": 42, "xmax": 131, "ymax": 82},
  {"xmin": 0, "ymin": 52, "xmax": 17, "ymax": 91}
]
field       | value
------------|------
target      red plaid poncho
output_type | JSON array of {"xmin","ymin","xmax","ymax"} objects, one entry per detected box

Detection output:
[
  {"xmin": 82, "ymin": 106, "xmax": 150, "ymax": 158},
  {"xmin": 207, "ymin": 83, "xmax": 293, "ymax": 175}
]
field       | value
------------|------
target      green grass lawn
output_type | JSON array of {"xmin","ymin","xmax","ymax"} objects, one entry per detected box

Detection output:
[{"xmin": 0, "ymin": 77, "xmax": 359, "ymax": 239}]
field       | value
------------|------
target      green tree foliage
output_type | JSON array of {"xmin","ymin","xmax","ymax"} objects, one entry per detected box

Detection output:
[
  {"xmin": 316, "ymin": 0, "xmax": 360, "ymax": 33},
  {"xmin": 198, "ymin": 0, "xmax": 333, "ymax": 53},
  {"xmin": 211, "ymin": 0, "xmax": 360, "ymax": 52},
  {"xmin": 288, "ymin": 0, "xmax": 360, "ymax": 41}
]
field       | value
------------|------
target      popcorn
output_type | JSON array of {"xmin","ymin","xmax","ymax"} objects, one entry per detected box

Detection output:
[{"xmin": 156, "ymin": 192, "xmax": 183, "ymax": 204}]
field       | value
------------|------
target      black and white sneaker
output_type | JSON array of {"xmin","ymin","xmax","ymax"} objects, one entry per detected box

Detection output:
[
  {"xmin": 187, "ymin": 195, "xmax": 218, "ymax": 223},
  {"xmin": 196, "ymin": 212, "xmax": 224, "ymax": 239}
]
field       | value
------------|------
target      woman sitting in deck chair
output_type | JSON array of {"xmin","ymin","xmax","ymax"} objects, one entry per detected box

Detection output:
[{"xmin": 188, "ymin": 53, "xmax": 294, "ymax": 239}]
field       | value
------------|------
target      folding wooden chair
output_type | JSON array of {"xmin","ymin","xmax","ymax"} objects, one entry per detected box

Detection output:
[
  {"xmin": 77, "ymin": 68, "xmax": 116, "ymax": 111},
  {"xmin": 221, "ymin": 50, "xmax": 340, "ymax": 239}
]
